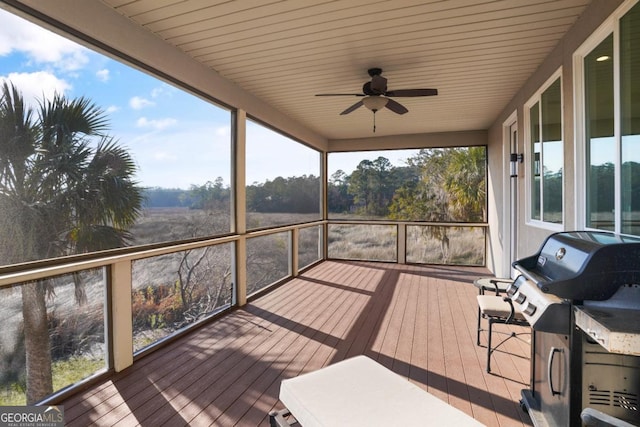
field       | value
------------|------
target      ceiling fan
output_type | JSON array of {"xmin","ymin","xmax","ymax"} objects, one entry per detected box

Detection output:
[{"xmin": 315, "ymin": 67, "xmax": 438, "ymax": 131}]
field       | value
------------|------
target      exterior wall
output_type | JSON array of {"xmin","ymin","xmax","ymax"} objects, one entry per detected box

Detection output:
[{"xmin": 487, "ymin": 0, "xmax": 626, "ymax": 277}]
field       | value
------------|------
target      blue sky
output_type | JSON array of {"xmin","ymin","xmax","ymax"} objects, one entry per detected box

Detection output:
[{"xmin": 0, "ymin": 8, "xmax": 413, "ymax": 189}]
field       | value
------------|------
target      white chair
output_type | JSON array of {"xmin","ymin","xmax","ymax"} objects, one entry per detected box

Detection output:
[{"xmin": 474, "ymin": 277, "xmax": 513, "ymax": 348}]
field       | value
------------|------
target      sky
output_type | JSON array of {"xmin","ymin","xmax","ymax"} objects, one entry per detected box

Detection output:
[{"xmin": 0, "ymin": 8, "xmax": 413, "ymax": 189}]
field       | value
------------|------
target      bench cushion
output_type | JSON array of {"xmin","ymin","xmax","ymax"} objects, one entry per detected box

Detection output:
[{"xmin": 279, "ymin": 355, "xmax": 485, "ymax": 427}]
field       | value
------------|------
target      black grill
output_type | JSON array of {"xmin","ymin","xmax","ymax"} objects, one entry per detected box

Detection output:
[
  {"xmin": 514, "ymin": 231, "xmax": 640, "ymax": 300},
  {"xmin": 510, "ymin": 231, "xmax": 640, "ymax": 427}
]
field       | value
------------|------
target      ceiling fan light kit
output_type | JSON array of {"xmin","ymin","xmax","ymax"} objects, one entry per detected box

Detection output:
[
  {"xmin": 315, "ymin": 68, "xmax": 438, "ymax": 132},
  {"xmin": 362, "ymin": 96, "xmax": 389, "ymax": 111}
]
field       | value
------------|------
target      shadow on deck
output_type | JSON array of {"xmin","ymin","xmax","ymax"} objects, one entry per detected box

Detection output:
[{"xmin": 61, "ymin": 260, "xmax": 532, "ymax": 426}]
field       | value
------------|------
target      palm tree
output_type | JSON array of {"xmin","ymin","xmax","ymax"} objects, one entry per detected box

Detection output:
[
  {"xmin": 0, "ymin": 82, "xmax": 143, "ymax": 403},
  {"xmin": 387, "ymin": 148, "xmax": 486, "ymax": 263},
  {"xmin": 444, "ymin": 147, "xmax": 487, "ymax": 222}
]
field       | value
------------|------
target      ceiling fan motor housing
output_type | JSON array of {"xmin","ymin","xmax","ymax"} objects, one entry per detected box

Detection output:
[{"xmin": 370, "ymin": 75, "xmax": 387, "ymax": 94}]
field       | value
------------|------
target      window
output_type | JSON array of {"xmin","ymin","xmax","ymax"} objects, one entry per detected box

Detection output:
[
  {"xmin": 620, "ymin": 4, "xmax": 640, "ymax": 236},
  {"xmin": 527, "ymin": 74, "xmax": 563, "ymax": 225},
  {"xmin": 328, "ymin": 148, "xmax": 486, "ymax": 222},
  {"xmin": 579, "ymin": 2, "xmax": 640, "ymax": 235},
  {"xmin": 245, "ymin": 120, "xmax": 321, "ymax": 230},
  {"xmin": 327, "ymin": 147, "xmax": 487, "ymax": 264},
  {"xmin": 132, "ymin": 243, "xmax": 233, "ymax": 353},
  {"xmin": 0, "ymin": 9, "xmax": 232, "ymax": 267}
]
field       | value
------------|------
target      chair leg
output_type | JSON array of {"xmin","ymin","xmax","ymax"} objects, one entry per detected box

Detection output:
[
  {"xmin": 476, "ymin": 306, "xmax": 482, "ymax": 346},
  {"xmin": 487, "ymin": 318, "xmax": 494, "ymax": 373}
]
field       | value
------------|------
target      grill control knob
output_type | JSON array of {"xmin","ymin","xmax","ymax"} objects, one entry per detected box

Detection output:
[
  {"xmin": 523, "ymin": 302, "xmax": 537, "ymax": 316},
  {"xmin": 514, "ymin": 293, "xmax": 527, "ymax": 304}
]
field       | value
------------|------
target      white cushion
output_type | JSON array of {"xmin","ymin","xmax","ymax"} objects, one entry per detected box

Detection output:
[
  {"xmin": 477, "ymin": 295, "xmax": 526, "ymax": 321},
  {"xmin": 279, "ymin": 355, "xmax": 485, "ymax": 427}
]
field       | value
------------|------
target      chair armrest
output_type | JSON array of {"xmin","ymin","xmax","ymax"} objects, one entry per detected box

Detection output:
[
  {"xmin": 477, "ymin": 278, "xmax": 511, "ymax": 296},
  {"xmin": 488, "ymin": 279, "xmax": 501, "ymax": 295},
  {"xmin": 502, "ymin": 297, "xmax": 516, "ymax": 323}
]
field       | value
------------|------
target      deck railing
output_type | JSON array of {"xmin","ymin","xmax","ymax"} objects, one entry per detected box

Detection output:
[{"xmin": 0, "ymin": 220, "xmax": 486, "ymax": 405}]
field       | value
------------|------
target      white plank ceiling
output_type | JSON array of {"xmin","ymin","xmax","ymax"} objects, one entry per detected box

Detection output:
[{"xmin": 100, "ymin": 0, "xmax": 591, "ymax": 140}]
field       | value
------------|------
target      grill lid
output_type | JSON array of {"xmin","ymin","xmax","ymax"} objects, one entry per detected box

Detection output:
[{"xmin": 513, "ymin": 231, "xmax": 640, "ymax": 300}]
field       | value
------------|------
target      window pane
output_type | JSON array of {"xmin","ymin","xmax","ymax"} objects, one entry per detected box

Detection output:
[
  {"xmin": 246, "ymin": 232, "xmax": 290, "ymax": 295},
  {"xmin": 541, "ymin": 79, "xmax": 563, "ymax": 223},
  {"xmin": 0, "ymin": 269, "xmax": 106, "ymax": 405},
  {"xmin": 328, "ymin": 224, "xmax": 397, "ymax": 262},
  {"xmin": 246, "ymin": 121, "xmax": 321, "ymax": 229},
  {"xmin": 0, "ymin": 10, "xmax": 232, "ymax": 268},
  {"xmin": 298, "ymin": 226, "xmax": 322, "ymax": 269},
  {"xmin": 530, "ymin": 102, "xmax": 541, "ymax": 220},
  {"xmin": 585, "ymin": 35, "xmax": 615, "ymax": 231},
  {"xmin": 406, "ymin": 225, "xmax": 485, "ymax": 265},
  {"xmin": 621, "ymin": 3, "xmax": 640, "ymax": 235},
  {"xmin": 131, "ymin": 244, "xmax": 233, "ymax": 353},
  {"xmin": 328, "ymin": 150, "xmax": 417, "ymax": 220},
  {"xmin": 328, "ymin": 147, "xmax": 486, "ymax": 223}
]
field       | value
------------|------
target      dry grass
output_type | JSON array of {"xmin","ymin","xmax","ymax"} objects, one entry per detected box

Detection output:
[
  {"xmin": 327, "ymin": 223, "xmax": 485, "ymax": 265},
  {"xmin": 328, "ymin": 224, "xmax": 397, "ymax": 261},
  {"xmin": 406, "ymin": 226, "xmax": 485, "ymax": 265}
]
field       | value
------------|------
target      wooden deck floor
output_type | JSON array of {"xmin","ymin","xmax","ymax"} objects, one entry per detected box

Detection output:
[{"xmin": 61, "ymin": 260, "xmax": 532, "ymax": 426}]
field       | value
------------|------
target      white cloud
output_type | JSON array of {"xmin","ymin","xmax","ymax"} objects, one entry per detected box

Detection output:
[
  {"xmin": 153, "ymin": 151, "xmax": 177, "ymax": 161},
  {"xmin": 1, "ymin": 71, "xmax": 71, "ymax": 108},
  {"xmin": 150, "ymin": 85, "xmax": 174, "ymax": 99},
  {"xmin": 0, "ymin": 10, "xmax": 90, "ymax": 73},
  {"xmin": 96, "ymin": 69, "xmax": 110, "ymax": 82},
  {"xmin": 106, "ymin": 105, "xmax": 119, "ymax": 114},
  {"xmin": 130, "ymin": 96, "xmax": 154, "ymax": 110},
  {"xmin": 136, "ymin": 117, "xmax": 177, "ymax": 130}
]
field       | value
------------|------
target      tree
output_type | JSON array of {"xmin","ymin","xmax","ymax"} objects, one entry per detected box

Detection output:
[
  {"xmin": 388, "ymin": 147, "xmax": 486, "ymax": 262},
  {"xmin": 184, "ymin": 178, "xmax": 230, "ymax": 211},
  {"xmin": 444, "ymin": 146, "xmax": 487, "ymax": 222},
  {"xmin": 246, "ymin": 174, "xmax": 320, "ymax": 213},
  {"xmin": 0, "ymin": 82, "xmax": 143, "ymax": 403},
  {"xmin": 328, "ymin": 169, "xmax": 353, "ymax": 213},
  {"xmin": 348, "ymin": 157, "xmax": 395, "ymax": 216}
]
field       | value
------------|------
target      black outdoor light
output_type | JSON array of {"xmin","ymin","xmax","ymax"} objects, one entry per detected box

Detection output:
[{"xmin": 510, "ymin": 153, "xmax": 524, "ymax": 178}]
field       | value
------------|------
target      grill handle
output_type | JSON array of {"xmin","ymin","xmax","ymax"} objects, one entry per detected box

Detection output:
[
  {"xmin": 513, "ymin": 259, "xmax": 547, "ymax": 287},
  {"xmin": 547, "ymin": 347, "xmax": 563, "ymax": 396}
]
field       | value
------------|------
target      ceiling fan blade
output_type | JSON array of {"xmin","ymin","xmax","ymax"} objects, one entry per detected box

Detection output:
[
  {"xmin": 385, "ymin": 98, "xmax": 408, "ymax": 115},
  {"xmin": 340, "ymin": 101, "xmax": 364, "ymax": 115},
  {"xmin": 385, "ymin": 88, "xmax": 438, "ymax": 97},
  {"xmin": 315, "ymin": 93, "xmax": 365, "ymax": 96}
]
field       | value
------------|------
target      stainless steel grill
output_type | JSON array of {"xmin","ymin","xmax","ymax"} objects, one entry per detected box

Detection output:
[
  {"xmin": 514, "ymin": 231, "xmax": 640, "ymax": 300},
  {"xmin": 508, "ymin": 231, "xmax": 640, "ymax": 427}
]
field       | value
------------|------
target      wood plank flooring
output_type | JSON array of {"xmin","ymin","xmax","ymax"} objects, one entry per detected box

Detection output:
[{"xmin": 60, "ymin": 260, "xmax": 532, "ymax": 426}]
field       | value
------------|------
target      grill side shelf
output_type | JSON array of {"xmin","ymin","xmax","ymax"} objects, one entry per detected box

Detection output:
[{"xmin": 575, "ymin": 306, "xmax": 640, "ymax": 356}]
